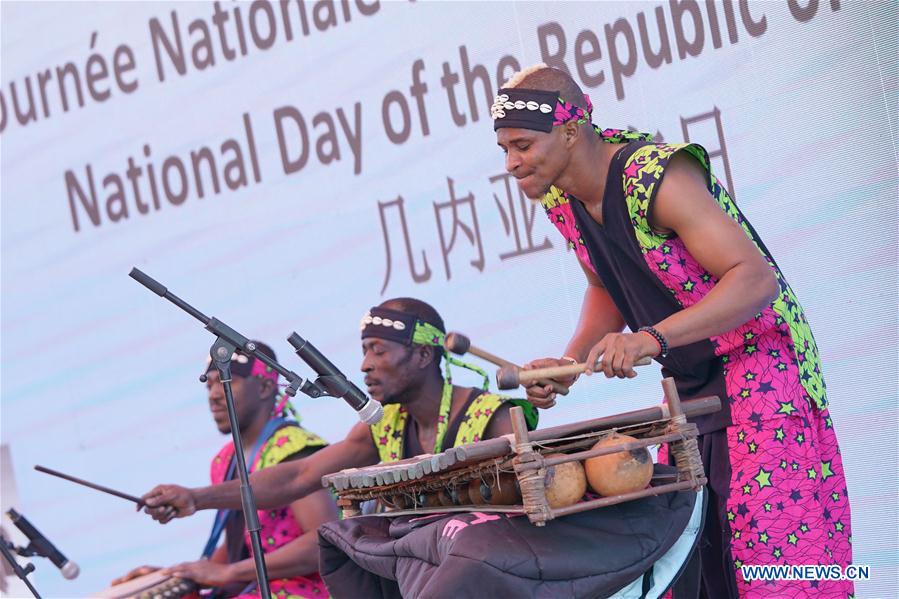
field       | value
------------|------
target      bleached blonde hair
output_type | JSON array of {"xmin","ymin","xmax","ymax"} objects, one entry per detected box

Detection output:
[{"xmin": 502, "ymin": 63, "xmax": 589, "ymax": 111}]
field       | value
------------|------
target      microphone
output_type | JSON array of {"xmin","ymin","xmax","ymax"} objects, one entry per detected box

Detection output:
[
  {"xmin": 6, "ymin": 508, "xmax": 80, "ymax": 580},
  {"xmin": 287, "ymin": 333, "xmax": 383, "ymax": 425}
]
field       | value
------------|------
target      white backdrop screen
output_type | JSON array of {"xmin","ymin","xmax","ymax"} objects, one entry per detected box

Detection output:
[{"xmin": 1, "ymin": 1, "xmax": 896, "ymax": 596}]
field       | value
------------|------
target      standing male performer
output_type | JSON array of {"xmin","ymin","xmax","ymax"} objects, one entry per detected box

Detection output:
[{"xmin": 494, "ymin": 63, "xmax": 852, "ymax": 598}]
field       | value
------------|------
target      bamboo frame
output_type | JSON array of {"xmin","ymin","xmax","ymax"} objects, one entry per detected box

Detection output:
[{"xmin": 323, "ymin": 379, "xmax": 716, "ymax": 525}]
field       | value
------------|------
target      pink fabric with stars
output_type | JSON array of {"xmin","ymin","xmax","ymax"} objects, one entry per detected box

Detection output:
[
  {"xmin": 552, "ymin": 94, "xmax": 593, "ymax": 127},
  {"xmin": 250, "ymin": 357, "xmax": 279, "ymax": 383},
  {"xmin": 211, "ymin": 425, "xmax": 329, "ymax": 598},
  {"xmin": 539, "ymin": 131, "xmax": 852, "ymax": 597}
]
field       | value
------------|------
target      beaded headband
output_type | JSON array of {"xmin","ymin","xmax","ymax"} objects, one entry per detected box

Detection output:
[
  {"xmin": 360, "ymin": 307, "xmax": 415, "ymax": 344},
  {"xmin": 492, "ymin": 87, "xmax": 593, "ymax": 132}
]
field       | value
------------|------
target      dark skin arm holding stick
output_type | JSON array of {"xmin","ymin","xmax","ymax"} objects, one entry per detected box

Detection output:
[
  {"xmin": 141, "ymin": 421, "xmax": 378, "ymax": 522},
  {"xmin": 524, "ymin": 153, "xmax": 778, "ymax": 406}
]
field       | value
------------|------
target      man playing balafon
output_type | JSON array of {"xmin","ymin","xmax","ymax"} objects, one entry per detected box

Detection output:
[
  {"xmin": 140, "ymin": 298, "xmax": 537, "ymax": 524},
  {"xmin": 495, "ymin": 63, "xmax": 853, "ymax": 597}
]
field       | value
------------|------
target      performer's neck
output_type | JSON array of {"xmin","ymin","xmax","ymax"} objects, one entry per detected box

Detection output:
[
  {"xmin": 555, "ymin": 136, "xmax": 619, "ymax": 211},
  {"xmin": 404, "ymin": 374, "xmax": 448, "ymax": 433},
  {"xmin": 240, "ymin": 407, "xmax": 274, "ymax": 453}
]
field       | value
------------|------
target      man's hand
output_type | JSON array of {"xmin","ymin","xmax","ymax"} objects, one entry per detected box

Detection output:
[
  {"xmin": 585, "ymin": 332, "xmax": 659, "ymax": 378},
  {"xmin": 141, "ymin": 484, "xmax": 197, "ymax": 523},
  {"xmin": 110, "ymin": 565, "xmax": 159, "ymax": 586},
  {"xmin": 164, "ymin": 559, "xmax": 234, "ymax": 587},
  {"xmin": 520, "ymin": 358, "xmax": 579, "ymax": 409}
]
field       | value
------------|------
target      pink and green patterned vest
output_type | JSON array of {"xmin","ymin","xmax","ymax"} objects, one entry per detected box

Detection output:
[
  {"xmin": 210, "ymin": 423, "xmax": 328, "ymax": 598},
  {"xmin": 541, "ymin": 128, "xmax": 826, "ymax": 433},
  {"xmin": 370, "ymin": 392, "xmax": 535, "ymax": 462}
]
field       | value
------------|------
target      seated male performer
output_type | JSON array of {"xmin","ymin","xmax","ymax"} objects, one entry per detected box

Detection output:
[
  {"xmin": 139, "ymin": 298, "xmax": 537, "ymax": 523},
  {"xmin": 114, "ymin": 342, "xmax": 334, "ymax": 598}
]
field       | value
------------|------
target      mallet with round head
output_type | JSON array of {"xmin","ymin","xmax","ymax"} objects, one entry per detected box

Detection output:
[
  {"xmin": 444, "ymin": 332, "xmax": 570, "ymax": 396},
  {"xmin": 496, "ymin": 356, "xmax": 653, "ymax": 390}
]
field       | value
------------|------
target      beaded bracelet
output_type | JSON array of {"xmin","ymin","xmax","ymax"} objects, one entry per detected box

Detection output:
[{"xmin": 638, "ymin": 326, "xmax": 669, "ymax": 357}]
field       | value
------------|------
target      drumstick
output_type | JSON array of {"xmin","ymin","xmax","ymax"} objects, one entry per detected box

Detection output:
[
  {"xmin": 444, "ymin": 332, "xmax": 570, "ymax": 396},
  {"xmin": 35, "ymin": 465, "xmax": 146, "ymax": 508},
  {"xmin": 496, "ymin": 356, "xmax": 654, "ymax": 390}
]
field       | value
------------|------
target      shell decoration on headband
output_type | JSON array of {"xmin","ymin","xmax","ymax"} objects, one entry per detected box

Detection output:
[
  {"xmin": 360, "ymin": 312, "xmax": 407, "ymax": 331},
  {"xmin": 490, "ymin": 93, "xmax": 554, "ymax": 120}
]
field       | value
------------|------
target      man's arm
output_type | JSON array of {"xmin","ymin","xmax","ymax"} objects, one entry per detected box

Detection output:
[
  {"xmin": 142, "ymin": 421, "xmax": 379, "ymax": 522},
  {"xmin": 482, "ymin": 403, "xmax": 514, "ymax": 439},
  {"xmin": 565, "ymin": 260, "xmax": 627, "ymax": 361},
  {"xmin": 522, "ymin": 261, "xmax": 626, "ymax": 407},
  {"xmin": 647, "ymin": 152, "xmax": 779, "ymax": 346},
  {"xmin": 584, "ymin": 151, "xmax": 779, "ymax": 377},
  {"xmin": 169, "ymin": 487, "xmax": 338, "ymax": 584}
]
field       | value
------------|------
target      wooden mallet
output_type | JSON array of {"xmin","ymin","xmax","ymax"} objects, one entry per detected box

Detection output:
[
  {"xmin": 496, "ymin": 356, "xmax": 654, "ymax": 390},
  {"xmin": 35, "ymin": 465, "xmax": 177, "ymax": 520},
  {"xmin": 444, "ymin": 331, "xmax": 570, "ymax": 396}
]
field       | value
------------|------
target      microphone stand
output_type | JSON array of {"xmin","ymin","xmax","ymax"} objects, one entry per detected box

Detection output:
[
  {"xmin": 129, "ymin": 268, "xmax": 327, "ymax": 599},
  {"xmin": 1, "ymin": 538, "xmax": 42, "ymax": 599},
  {"xmin": 288, "ymin": 333, "xmax": 356, "ymax": 400}
]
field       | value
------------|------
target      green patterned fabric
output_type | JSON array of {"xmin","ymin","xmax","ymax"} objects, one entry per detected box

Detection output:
[{"xmin": 371, "ymin": 393, "xmax": 537, "ymax": 463}]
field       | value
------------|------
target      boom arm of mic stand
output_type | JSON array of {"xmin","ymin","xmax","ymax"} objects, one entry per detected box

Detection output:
[
  {"xmin": 130, "ymin": 267, "xmax": 297, "ymax": 599},
  {"xmin": 129, "ymin": 268, "xmax": 325, "ymax": 399}
]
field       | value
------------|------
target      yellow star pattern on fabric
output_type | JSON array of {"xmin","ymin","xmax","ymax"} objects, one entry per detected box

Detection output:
[
  {"xmin": 788, "ymin": 533, "xmax": 798, "ymax": 545},
  {"xmin": 748, "ymin": 441, "xmax": 758, "ymax": 453},
  {"xmin": 759, "ymin": 532, "xmax": 770, "ymax": 544},
  {"xmin": 764, "ymin": 502, "xmax": 772, "ymax": 512},
  {"xmin": 775, "ymin": 427, "xmax": 785, "ymax": 441},
  {"xmin": 821, "ymin": 461, "xmax": 834, "ymax": 480},
  {"xmin": 754, "ymin": 467, "xmax": 773, "ymax": 490},
  {"xmin": 778, "ymin": 401, "xmax": 796, "ymax": 415},
  {"xmin": 807, "ymin": 467, "xmax": 817, "ymax": 480}
]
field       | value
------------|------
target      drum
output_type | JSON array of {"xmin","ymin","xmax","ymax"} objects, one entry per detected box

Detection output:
[{"xmin": 93, "ymin": 570, "xmax": 197, "ymax": 599}]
